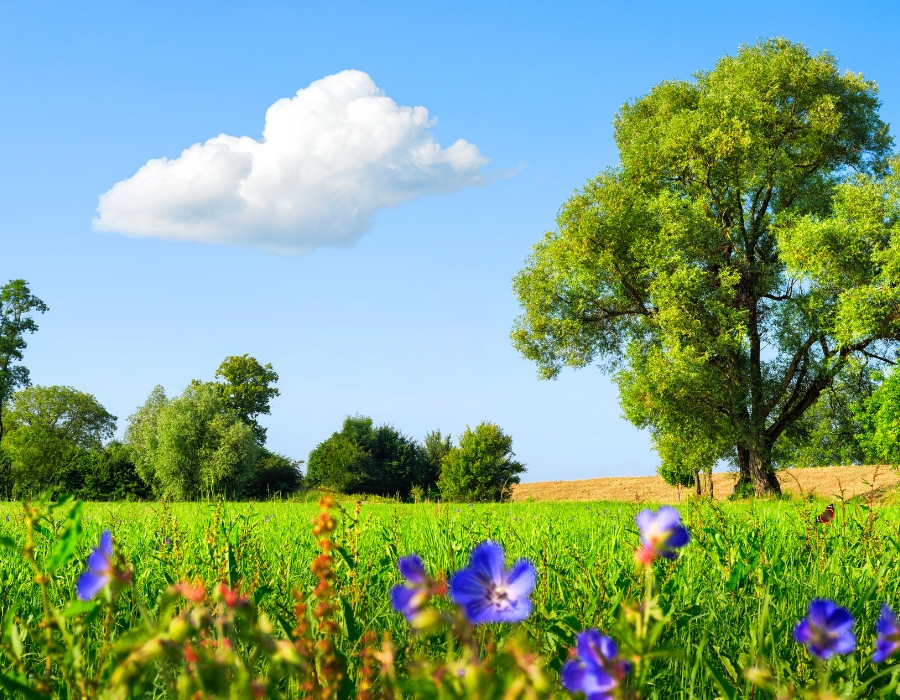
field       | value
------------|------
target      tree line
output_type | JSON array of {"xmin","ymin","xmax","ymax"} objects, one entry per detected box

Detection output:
[{"xmin": 0, "ymin": 279, "xmax": 525, "ymax": 501}]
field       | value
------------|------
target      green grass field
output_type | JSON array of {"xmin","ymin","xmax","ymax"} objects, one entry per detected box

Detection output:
[{"xmin": 0, "ymin": 495, "xmax": 897, "ymax": 697}]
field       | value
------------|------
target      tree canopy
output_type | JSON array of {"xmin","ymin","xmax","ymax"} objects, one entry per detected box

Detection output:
[
  {"xmin": 438, "ymin": 422, "xmax": 525, "ymax": 502},
  {"xmin": 212, "ymin": 355, "xmax": 280, "ymax": 444},
  {"xmin": 126, "ymin": 383, "xmax": 258, "ymax": 500},
  {"xmin": 511, "ymin": 39, "xmax": 896, "ymax": 495}
]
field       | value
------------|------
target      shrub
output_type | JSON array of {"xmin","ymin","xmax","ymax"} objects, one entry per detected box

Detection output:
[
  {"xmin": 438, "ymin": 422, "xmax": 525, "ymax": 502},
  {"xmin": 306, "ymin": 415, "xmax": 431, "ymax": 498},
  {"xmin": 244, "ymin": 448, "xmax": 304, "ymax": 499}
]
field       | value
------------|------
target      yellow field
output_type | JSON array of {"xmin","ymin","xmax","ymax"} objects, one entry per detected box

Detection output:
[{"xmin": 510, "ymin": 464, "xmax": 899, "ymax": 503}]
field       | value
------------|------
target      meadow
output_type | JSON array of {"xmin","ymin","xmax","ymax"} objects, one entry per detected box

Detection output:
[{"xmin": 0, "ymin": 493, "xmax": 898, "ymax": 698}]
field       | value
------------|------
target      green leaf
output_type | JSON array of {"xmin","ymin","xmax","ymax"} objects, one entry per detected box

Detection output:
[
  {"xmin": 46, "ymin": 501, "xmax": 82, "ymax": 572},
  {"xmin": 0, "ymin": 536, "xmax": 17, "ymax": 550},
  {"xmin": 62, "ymin": 599, "xmax": 97, "ymax": 618},
  {"xmin": 4, "ymin": 603, "xmax": 21, "ymax": 661},
  {"xmin": 0, "ymin": 672, "xmax": 45, "ymax": 700}
]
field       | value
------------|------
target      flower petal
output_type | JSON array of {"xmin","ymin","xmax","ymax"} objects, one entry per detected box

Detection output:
[
  {"xmin": 448, "ymin": 568, "xmax": 489, "ymax": 607},
  {"xmin": 635, "ymin": 510, "xmax": 655, "ymax": 544},
  {"xmin": 794, "ymin": 619, "xmax": 812, "ymax": 645},
  {"xmin": 467, "ymin": 540, "xmax": 505, "ymax": 583},
  {"xmin": 825, "ymin": 605, "xmax": 854, "ymax": 633},
  {"xmin": 503, "ymin": 559, "xmax": 536, "ymax": 599},
  {"xmin": 398, "ymin": 554, "xmax": 427, "ymax": 584},
  {"xmin": 807, "ymin": 599, "xmax": 837, "ymax": 627},
  {"xmin": 653, "ymin": 506, "xmax": 683, "ymax": 533},
  {"xmin": 390, "ymin": 585, "xmax": 417, "ymax": 618},
  {"xmin": 832, "ymin": 631, "xmax": 856, "ymax": 656},
  {"xmin": 77, "ymin": 570, "xmax": 110, "ymax": 601},
  {"xmin": 561, "ymin": 660, "xmax": 587, "ymax": 693}
]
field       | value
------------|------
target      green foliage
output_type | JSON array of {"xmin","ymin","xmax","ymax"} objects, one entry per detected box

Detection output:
[
  {"xmin": 306, "ymin": 415, "xmax": 433, "ymax": 498},
  {"xmin": 0, "ymin": 386, "xmax": 118, "ymax": 498},
  {"xmin": 774, "ymin": 362, "xmax": 876, "ymax": 468},
  {"xmin": 511, "ymin": 38, "xmax": 895, "ymax": 496},
  {"xmin": 77, "ymin": 442, "xmax": 151, "ymax": 501},
  {"xmin": 305, "ymin": 416, "xmax": 437, "ymax": 498},
  {"xmin": 244, "ymin": 448, "xmax": 304, "ymax": 499},
  {"xmin": 422, "ymin": 429, "xmax": 452, "ymax": 495},
  {"xmin": 0, "ymin": 280, "xmax": 47, "ymax": 444},
  {"xmin": 437, "ymin": 422, "xmax": 525, "ymax": 502},
  {"xmin": 856, "ymin": 368, "xmax": 900, "ymax": 464},
  {"xmin": 211, "ymin": 354, "xmax": 279, "ymax": 444},
  {"xmin": 126, "ymin": 383, "xmax": 258, "ymax": 500}
]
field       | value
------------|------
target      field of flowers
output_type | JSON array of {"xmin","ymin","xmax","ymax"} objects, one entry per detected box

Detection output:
[{"xmin": 0, "ymin": 493, "xmax": 898, "ymax": 698}]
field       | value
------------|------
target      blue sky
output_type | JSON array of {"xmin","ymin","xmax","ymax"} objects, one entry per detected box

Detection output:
[{"xmin": 1, "ymin": 1, "xmax": 897, "ymax": 482}]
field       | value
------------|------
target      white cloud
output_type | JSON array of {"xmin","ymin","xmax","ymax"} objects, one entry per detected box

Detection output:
[{"xmin": 94, "ymin": 70, "xmax": 489, "ymax": 254}]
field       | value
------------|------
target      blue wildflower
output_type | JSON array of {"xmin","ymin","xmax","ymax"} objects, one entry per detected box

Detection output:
[
  {"xmin": 391, "ymin": 554, "xmax": 431, "ymax": 621},
  {"xmin": 76, "ymin": 531, "xmax": 116, "ymax": 601},
  {"xmin": 561, "ymin": 630, "xmax": 629, "ymax": 700},
  {"xmin": 449, "ymin": 540, "xmax": 535, "ymax": 624},
  {"xmin": 635, "ymin": 506, "xmax": 689, "ymax": 565},
  {"xmin": 794, "ymin": 599, "xmax": 855, "ymax": 659},
  {"xmin": 874, "ymin": 604, "xmax": 900, "ymax": 663}
]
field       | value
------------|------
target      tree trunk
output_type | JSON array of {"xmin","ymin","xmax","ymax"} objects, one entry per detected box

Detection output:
[
  {"xmin": 694, "ymin": 470, "xmax": 701, "ymax": 496},
  {"xmin": 749, "ymin": 448, "xmax": 781, "ymax": 496},
  {"xmin": 733, "ymin": 445, "xmax": 781, "ymax": 496},
  {"xmin": 706, "ymin": 470, "xmax": 714, "ymax": 499}
]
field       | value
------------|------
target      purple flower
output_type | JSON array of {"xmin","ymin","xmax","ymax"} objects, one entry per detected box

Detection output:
[
  {"xmin": 391, "ymin": 554, "xmax": 430, "ymax": 621},
  {"xmin": 794, "ymin": 599, "xmax": 855, "ymax": 659},
  {"xmin": 874, "ymin": 604, "xmax": 900, "ymax": 663},
  {"xmin": 635, "ymin": 507, "xmax": 689, "ymax": 564},
  {"xmin": 561, "ymin": 630, "xmax": 629, "ymax": 700},
  {"xmin": 449, "ymin": 540, "xmax": 535, "ymax": 624},
  {"xmin": 77, "ymin": 531, "xmax": 115, "ymax": 601}
]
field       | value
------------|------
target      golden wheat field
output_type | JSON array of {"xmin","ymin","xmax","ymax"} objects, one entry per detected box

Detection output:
[{"xmin": 510, "ymin": 464, "xmax": 899, "ymax": 503}]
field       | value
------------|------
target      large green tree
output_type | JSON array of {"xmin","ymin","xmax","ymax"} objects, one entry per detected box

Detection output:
[
  {"xmin": 0, "ymin": 280, "xmax": 47, "ymax": 444},
  {"xmin": 126, "ymin": 383, "xmax": 258, "ymax": 500},
  {"xmin": 511, "ymin": 39, "xmax": 895, "ymax": 495}
]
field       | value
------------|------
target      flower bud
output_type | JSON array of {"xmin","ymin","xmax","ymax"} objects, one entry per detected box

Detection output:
[{"xmin": 410, "ymin": 609, "xmax": 443, "ymax": 635}]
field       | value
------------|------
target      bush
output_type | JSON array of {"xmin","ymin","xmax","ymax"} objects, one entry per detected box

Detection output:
[
  {"xmin": 306, "ymin": 415, "xmax": 432, "ymax": 498},
  {"xmin": 244, "ymin": 449, "xmax": 304, "ymax": 499},
  {"xmin": 438, "ymin": 422, "xmax": 525, "ymax": 502}
]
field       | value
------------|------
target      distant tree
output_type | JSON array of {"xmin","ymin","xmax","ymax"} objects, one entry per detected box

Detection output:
[
  {"xmin": 2, "ymin": 385, "xmax": 116, "ymax": 497},
  {"xmin": 125, "ymin": 385, "xmax": 169, "ymax": 492},
  {"xmin": 438, "ymin": 422, "xmax": 525, "ymax": 502},
  {"xmin": 306, "ymin": 415, "xmax": 430, "ymax": 498},
  {"xmin": 126, "ymin": 383, "xmax": 258, "ymax": 500},
  {"xmin": 422, "ymin": 430, "xmax": 453, "ymax": 495},
  {"xmin": 78, "ymin": 442, "xmax": 151, "ymax": 501},
  {"xmin": 244, "ymin": 449, "xmax": 304, "ymax": 499},
  {"xmin": 511, "ymin": 39, "xmax": 895, "ymax": 496},
  {"xmin": 306, "ymin": 430, "xmax": 373, "ymax": 493},
  {"xmin": 0, "ymin": 280, "xmax": 47, "ymax": 444},
  {"xmin": 212, "ymin": 355, "xmax": 280, "ymax": 444}
]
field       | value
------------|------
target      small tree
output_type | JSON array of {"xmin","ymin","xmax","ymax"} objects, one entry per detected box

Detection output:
[
  {"xmin": 2, "ymin": 385, "xmax": 116, "ymax": 497},
  {"xmin": 438, "ymin": 422, "xmax": 525, "ymax": 502},
  {"xmin": 245, "ymin": 449, "xmax": 304, "ymax": 499}
]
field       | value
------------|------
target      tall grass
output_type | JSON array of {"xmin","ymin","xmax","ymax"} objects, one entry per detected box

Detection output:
[{"xmin": 0, "ymin": 494, "xmax": 897, "ymax": 697}]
